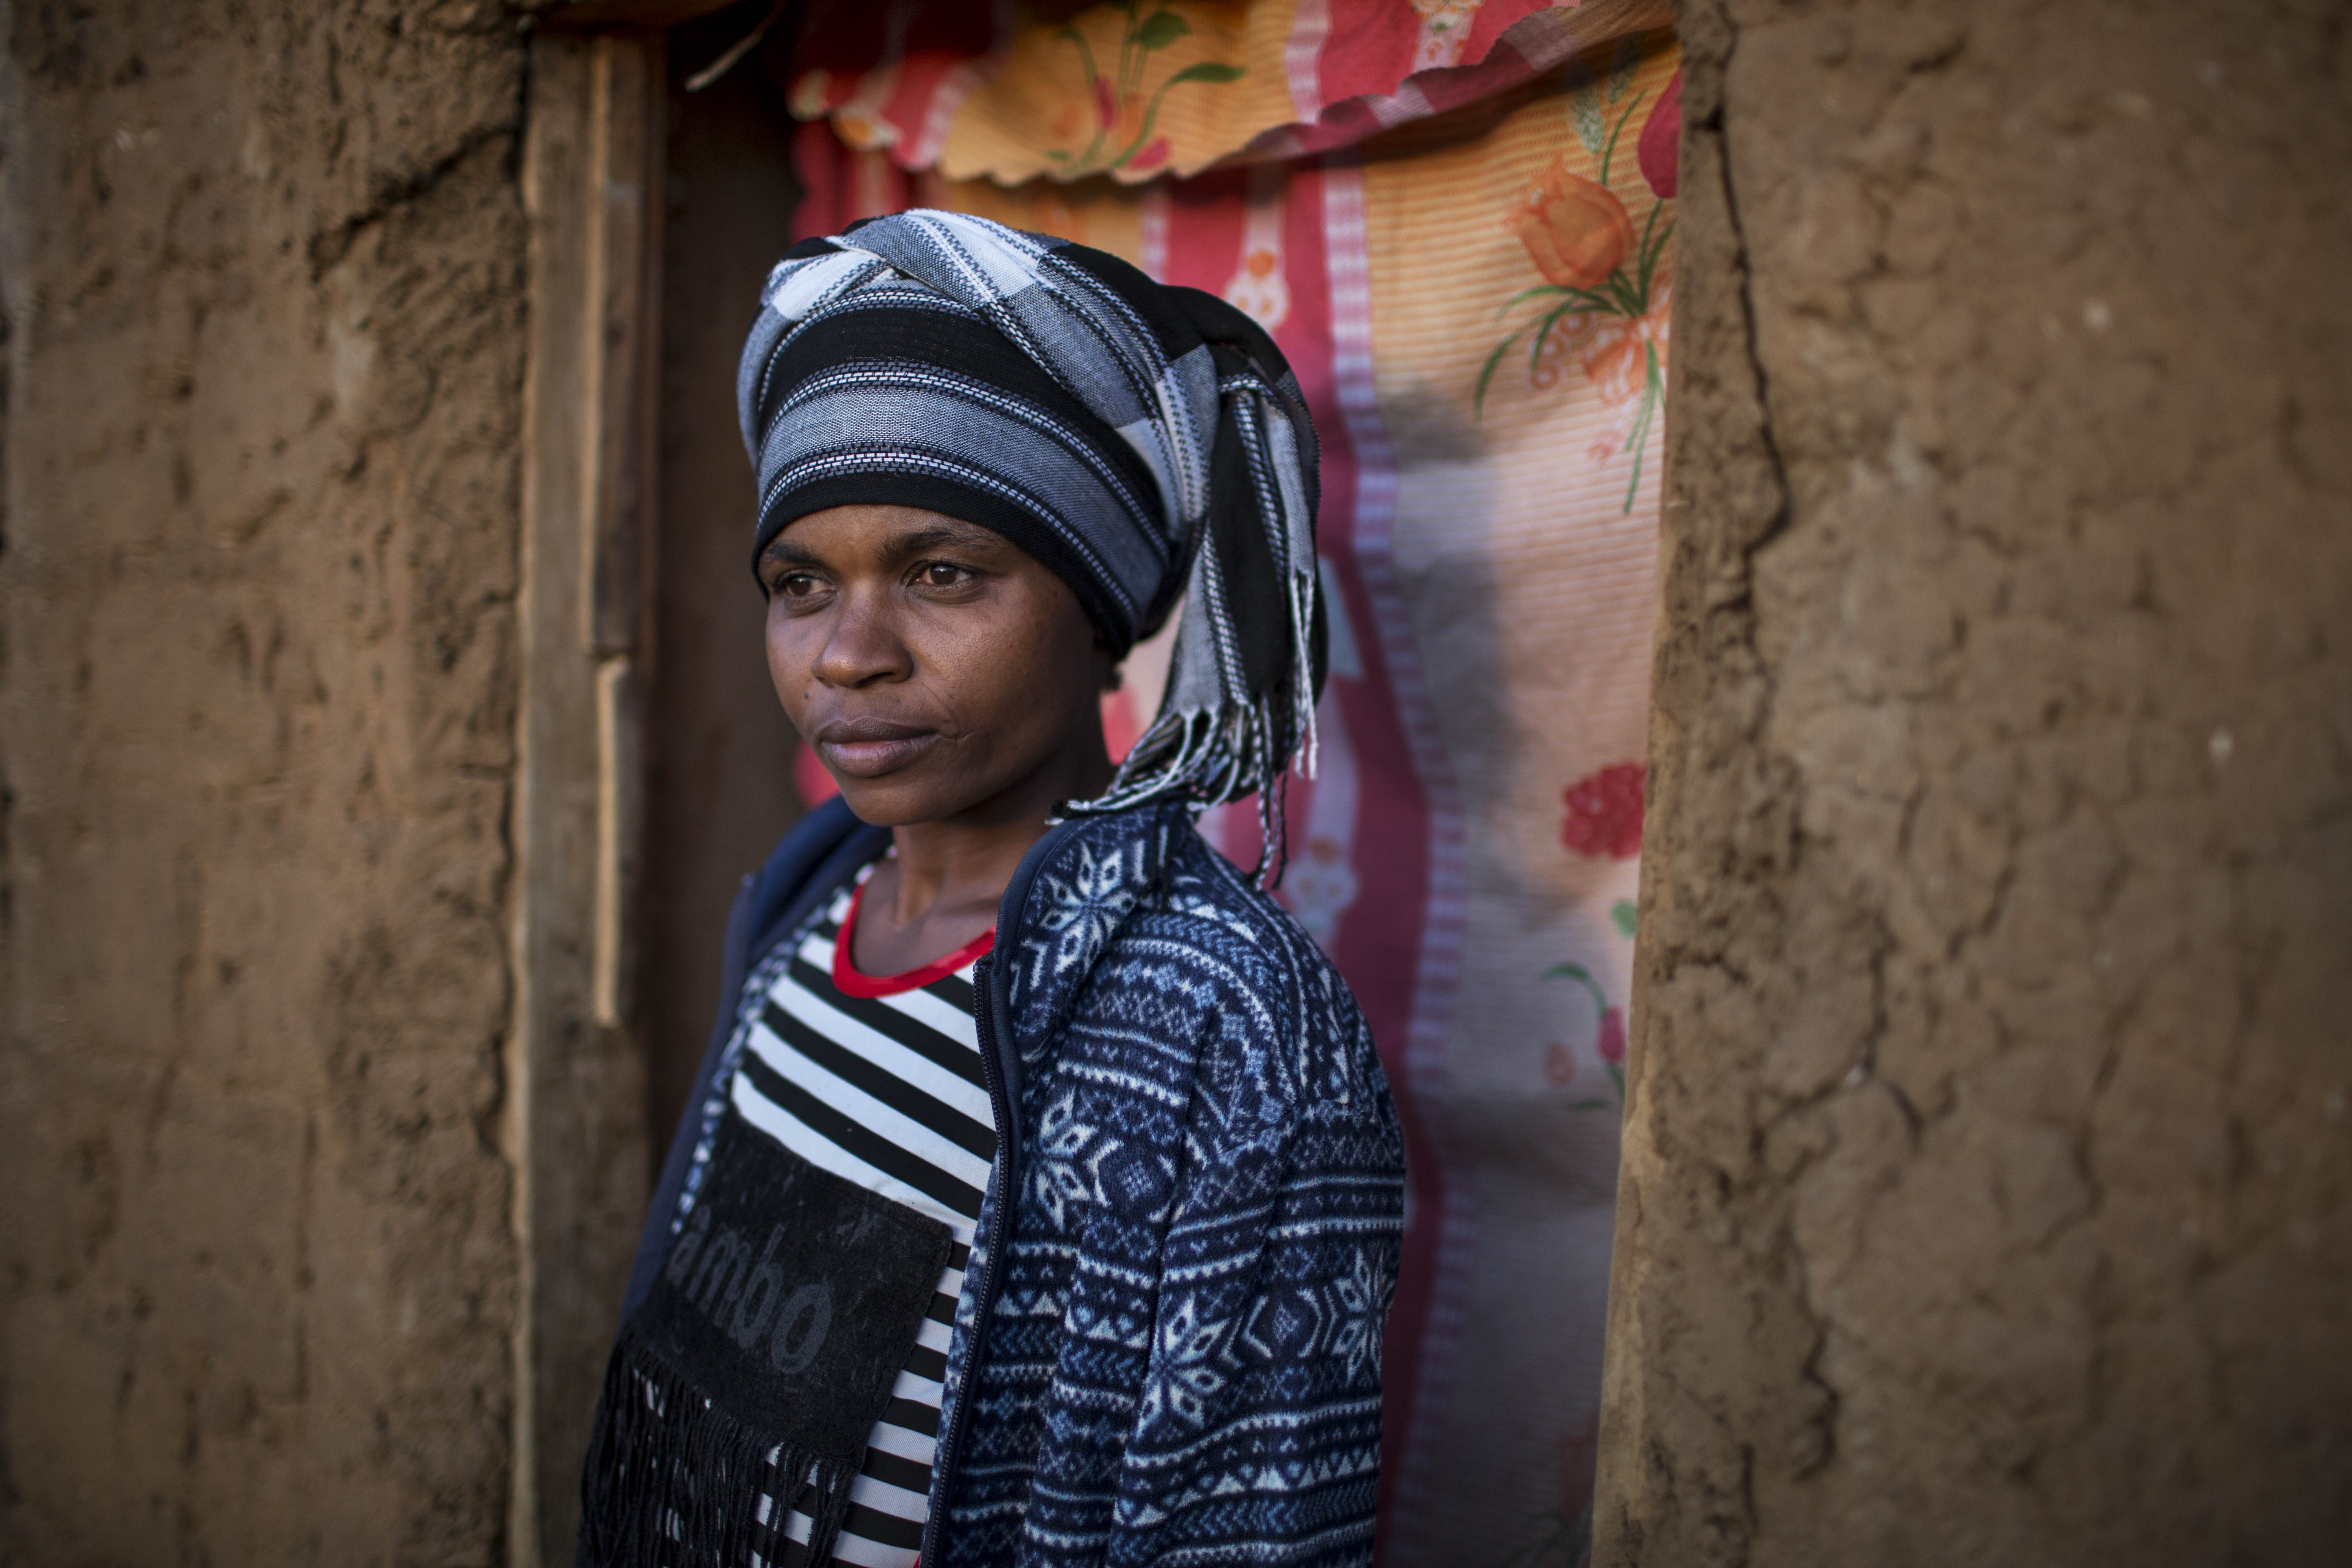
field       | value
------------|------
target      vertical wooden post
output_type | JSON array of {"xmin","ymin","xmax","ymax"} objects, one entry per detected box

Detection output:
[
  {"xmin": 582, "ymin": 33, "xmax": 663, "ymax": 1032},
  {"xmin": 513, "ymin": 27, "xmax": 664, "ymax": 1567}
]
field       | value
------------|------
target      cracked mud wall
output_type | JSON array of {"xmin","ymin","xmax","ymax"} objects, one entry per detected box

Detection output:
[
  {"xmin": 1597, "ymin": 2, "xmax": 2352, "ymax": 1565},
  {"xmin": 2, "ymin": 2, "xmax": 531, "ymax": 1559}
]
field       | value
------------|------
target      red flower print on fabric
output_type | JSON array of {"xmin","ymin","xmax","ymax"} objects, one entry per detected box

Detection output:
[
  {"xmin": 1595, "ymin": 1007, "xmax": 1626, "ymax": 1065},
  {"xmin": 1638, "ymin": 68, "xmax": 1681, "ymax": 198},
  {"xmin": 1562, "ymin": 762, "xmax": 1644, "ymax": 859}
]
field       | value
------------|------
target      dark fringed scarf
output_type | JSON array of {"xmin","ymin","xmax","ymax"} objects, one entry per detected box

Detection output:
[
  {"xmin": 579, "ymin": 1329, "xmax": 860, "ymax": 1568},
  {"xmin": 735, "ymin": 209, "xmax": 1326, "ymax": 877},
  {"xmin": 578, "ymin": 1111, "xmax": 953, "ymax": 1566}
]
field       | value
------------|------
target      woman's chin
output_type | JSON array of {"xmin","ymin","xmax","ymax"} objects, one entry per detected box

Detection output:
[
  {"xmin": 832, "ymin": 773, "xmax": 968, "ymax": 829},
  {"xmin": 818, "ymin": 738, "xmax": 966, "ymax": 826},
  {"xmin": 836, "ymin": 761, "xmax": 1066, "ymax": 831}
]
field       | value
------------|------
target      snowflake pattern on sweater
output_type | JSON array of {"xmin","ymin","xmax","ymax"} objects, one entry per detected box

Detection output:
[{"xmin": 930, "ymin": 802, "xmax": 1406, "ymax": 1568}]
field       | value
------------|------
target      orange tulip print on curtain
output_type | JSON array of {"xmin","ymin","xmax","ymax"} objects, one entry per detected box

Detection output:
[{"xmin": 1483, "ymin": 42, "xmax": 1679, "ymax": 514}]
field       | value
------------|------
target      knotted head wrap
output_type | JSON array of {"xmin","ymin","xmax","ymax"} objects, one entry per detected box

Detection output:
[{"xmin": 737, "ymin": 210, "xmax": 1325, "ymax": 875}]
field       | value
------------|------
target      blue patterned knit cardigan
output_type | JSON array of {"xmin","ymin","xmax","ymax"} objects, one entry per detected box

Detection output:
[{"xmin": 615, "ymin": 798, "xmax": 1406, "ymax": 1568}]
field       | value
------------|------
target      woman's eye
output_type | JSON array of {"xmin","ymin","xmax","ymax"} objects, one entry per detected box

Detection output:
[{"xmin": 918, "ymin": 562, "xmax": 972, "ymax": 588}]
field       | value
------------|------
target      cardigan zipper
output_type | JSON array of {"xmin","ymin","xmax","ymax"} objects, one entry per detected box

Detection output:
[{"xmin": 919, "ymin": 950, "xmax": 1017, "ymax": 1567}]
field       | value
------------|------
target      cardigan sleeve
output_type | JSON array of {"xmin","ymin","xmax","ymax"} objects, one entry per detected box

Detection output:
[{"xmin": 1000, "ymin": 922, "xmax": 1406, "ymax": 1568}]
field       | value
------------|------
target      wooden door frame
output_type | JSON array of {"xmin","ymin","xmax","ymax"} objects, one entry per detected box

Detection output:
[{"xmin": 511, "ymin": 6, "xmax": 738, "ymax": 1561}]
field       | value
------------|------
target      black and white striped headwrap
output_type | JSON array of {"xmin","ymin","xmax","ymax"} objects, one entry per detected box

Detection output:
[{"xmin": 737, "ymin": 209, "xmax": 1326, "ymax": 875}]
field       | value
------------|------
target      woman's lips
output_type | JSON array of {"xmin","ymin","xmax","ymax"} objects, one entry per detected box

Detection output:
[{"xmin": 812, "ymin": 720, "xmax": 941, "ymax": 780}]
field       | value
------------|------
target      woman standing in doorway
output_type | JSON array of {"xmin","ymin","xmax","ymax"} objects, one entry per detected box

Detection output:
[{"xmin": 579, "ymin": 211, "xmax": 1404, "ymax": 1568}]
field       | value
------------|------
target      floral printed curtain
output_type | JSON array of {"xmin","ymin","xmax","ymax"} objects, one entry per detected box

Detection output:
[{"xmin": 773, "ymin": 4, "xmax": 1678, "ymax": 1561}]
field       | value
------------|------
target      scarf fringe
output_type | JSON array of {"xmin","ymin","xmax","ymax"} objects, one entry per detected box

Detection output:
[
  {"xmin": 579, "ymin": 1328, "xmax": 861, "ymax": 1568},
  {"xmin": 1076, "ymin": 370, "xmax": 1321, "ymax": 886},
  {"xmin": 1073, "ymin": 554, "xmax": 1320, "ymax": 886}
]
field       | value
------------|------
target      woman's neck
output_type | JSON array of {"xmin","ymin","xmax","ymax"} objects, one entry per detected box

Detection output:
[{"xmin": 850, "ymin": 729, "xmax": 1114, "ymax": 976}]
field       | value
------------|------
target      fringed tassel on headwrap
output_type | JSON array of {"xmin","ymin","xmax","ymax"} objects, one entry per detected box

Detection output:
[
  {"xmin": 1075, "ymin": 369, "xmax": 1325, "ymax": 883},
  {"xmin": 578, "ymin": 1328, "xmax": 861, "ymax": 1568}
]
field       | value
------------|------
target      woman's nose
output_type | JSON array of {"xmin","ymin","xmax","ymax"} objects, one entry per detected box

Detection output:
[{"xmin": 811, "ymin": 585, "xmax": 912, "ymax": 688}]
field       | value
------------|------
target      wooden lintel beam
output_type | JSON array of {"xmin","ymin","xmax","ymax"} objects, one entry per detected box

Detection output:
[{"xmin": 535, "ymin": 0, "xmax": 747, "ymax": 31}]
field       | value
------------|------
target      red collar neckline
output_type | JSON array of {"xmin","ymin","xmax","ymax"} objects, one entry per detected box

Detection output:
[{"xmin": 831, "ymin": 875, "xmax": 996, "ymax": 998}]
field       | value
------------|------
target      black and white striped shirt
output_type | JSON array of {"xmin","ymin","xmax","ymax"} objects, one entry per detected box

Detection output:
[{"xmin": 685, "ymin": 869, "xmax": 995, "ymax": 1568}]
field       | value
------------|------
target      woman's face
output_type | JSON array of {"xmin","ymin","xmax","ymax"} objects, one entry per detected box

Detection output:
[{"xmin": 760, "ymin": 504, "xmax": 1114, "ymax": 828}]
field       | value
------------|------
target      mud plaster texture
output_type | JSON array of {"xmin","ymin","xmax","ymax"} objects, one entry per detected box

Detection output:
[
  {"xmin": 1594, "ymin": 2, "xmax": 2352, "ymax": 1564},
  {"xmin": 1, "ymin": 2, "xmax": 534, "ymax": 1560}
]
